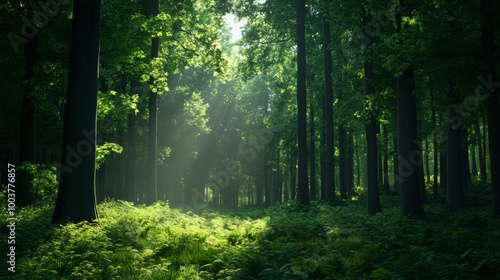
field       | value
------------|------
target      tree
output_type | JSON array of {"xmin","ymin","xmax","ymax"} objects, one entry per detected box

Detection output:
[
  {"xmin": 480, "ymin": 0, "xmax": 500, "ymax": 218},
  {"xmin": 296, "ymin": 0, "xmax": 309, "ymax": 205},
  {"xmin": 17, "ymin": 6, "xmax": 38, "ymax": 206},
  {"xmin": 322, "ymin": 17, "xmax": 335, "ymax": 201},
  {"xmin": 363, "ymin": 6, "xmax": 381, "ymax": 215},
  {"xmin": 395, "ymin": 1, "xmax": 424, "ymax": 217},
  {"xmin": 445, "ymin": 83, "xmax": 465, "ymax": 207},
  {"xmin": 52, "ymin": 0, "xmax": 102, "ymax": 223},
  {"xmin": 146, "ymin": 0, "xmax": 160, "ymax": 205}
]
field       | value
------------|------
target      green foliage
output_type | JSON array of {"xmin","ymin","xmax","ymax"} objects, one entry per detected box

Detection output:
[
  {"xmin": 3, "ymin": 185, "xmax": 500, "ymax": 279},
  {"xmin": 96, "ymin": 143, "xmax": 124, "ymax": 169},
  {"xmin": 18, "ymin": 163, "xmax": 58, "ymax": 202}
]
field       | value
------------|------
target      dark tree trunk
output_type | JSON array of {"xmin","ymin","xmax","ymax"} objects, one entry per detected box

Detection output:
[
  {"xmin": 364, "ymin": 8, "xmax": 381, "ymax": 215},
  {"xmin": 418, "ymin": 151, "xmax": 427, "ymax": 204},
  {"xmin": 296, "ymin": 0, "xmax": 309, "ymax": 205},
  {"xmin": 115, "ymin": 75, "xmax": 127, "ymax": 200},
  {"xmin": 290, "ymin": 150, "xmax": 297, "ymax": 200},
  {"xmin": 52, "ymin": 0, "xmax": 101, "ymax": 223},
  {"xmin": 283, "ymin": 155, "xmax": 289, "ymax": 202},
  {"xmin": 440, "ymin": 151, "xmax": 447, "ymax": 190},
  {"xmin": 425, "ymin": 138, "xmax": 430, "ymax": 183},
  {"xmin": 397, "ymin": 67, "xmax": 424, "ymax": 217},
  {"xmin": 393, "ymin": 134, "xmax": 399, "ymax": 191},
  {"xmin": 355, "ymin": 134, "xmax": 361, "ymax": 188},
  {"xmin": 124, "ymin": 81, "xmax": 142, "ymax": 203},
  {"xmin": 378, "ymin": 149, "xmax": 383, "ymax": 191},
  {"xmin": 446, "ymin": 84, "xmax": 465, "ymax": 207},
  {"xmin": 146, "ymin": 0, "xmax": 160, "ymax": 205},
  {"xmin": 461, "ymin": 128, "xmax": 471, "ymax": 188},
  {"xmin": 254, "ymin": 155, "xmax": 263, "ymax": 205},
  {"xmin": 395, "ymin": 1, "xmax": 424, "ymax": 217},
  {"xmin": 430, "ymin": 82, "xmax": 439, "ymax": 199},
  {"xmin": 481, "ymin": 0, "xmax": 500, "ymax": 217},
  {"xmin": 383, "ymin": 127, "xmax": 390, "ymax": 192},
  {"xmin": 309, "ymin": 102, "xmax": 317, "ymax": 200},
  {"xmin": 339, "ymin": 124, "xmax": 347, "ymax": 199},
  {"xmin": 446, "ymin": 127, "xmax": 465, "ymax": 207},
  {"xmin": 323, "ymin": 17, "xmax": 335, "ymax": 200},
  {"xmin": 471, "ymin": 140, "xmax": 478, "ymax": 177},
  {"xmin": 347, "ymin": 131, "xmax": 355, "ymax": 196},
  {"xmin": 320, "ymin": 95, "xmax": 326, "ymax": 199},
  {"xmin": 17, "ymin": 25, "xmax": 37, "ymax": 206}
]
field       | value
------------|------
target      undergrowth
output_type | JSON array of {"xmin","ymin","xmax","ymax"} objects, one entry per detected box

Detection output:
[{"xmin": 1, "ymin": 183, "xmax": 499, "ymax": 279}]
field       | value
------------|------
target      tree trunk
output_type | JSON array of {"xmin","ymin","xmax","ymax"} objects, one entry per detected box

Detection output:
[
  {"xmin": 471, "ymin": 139, "xmax": 478, "ymax": 177},
  {"xmin": 320, "ymin": 94, "xmax": 327, "ymax": 199},
  {"xmin": 480, "ymin": 0, "xmax": 500, "ymax": 217},
  {"xmin": 309, "ymin": 102, "xmax": 317, "ymax": 200},
  {"xmin": 52, "ymin": 0, "xmax": 101, "ymax": 223},
  {"xmin": 146, "ymin": 0, "xmax": 160, "ymax": 205},
  {"xmin": 17, "ymin": 24, "xmax": 37, "ymax": 206},
  {"xmin": 430, "ymin": 82, "xmax": 439, "ymax": 199},
  {"xmin": 339, "ymin": 124, "xmax": 347, "ymax": 199},
  {"xmin": 425, "ymin": 138, "xmax": 430, "ymax": 183},
  {"xmin": 347, "ymin": 131, "xmax": 355, "ymax": 196},
  {"xmin": 383, "ymin": 127, "xmax": 390, "ymax": 192},
  {"xmin": 290, "ymin": 151, "xmax": 297, "ymax": 200},
  {"xmin": 355, "ymin": 134, "xmax": 361, "ymax": 188},
  {"xmin": 323, "ymin": 17, "xmax": 335, "ymax": 200},
  {"xmin": 461, "ymin": 128, "xmax": 471, "ymax": 188},
  {"xmin": 446, "ymin": 83, "xmax": 465, "ymax": 207},
  {"xmin": 396, "ymin": 1, "xmax": 424, "ymax": 217},
  {"xmin": 296, "ymin": 0, "xmax": 309, "ymax": 205},
  {"xmin": 124, "ymin": 81, "xmax": 141, "ymax": 203},
  {"xmin": 364, "ymin": 8, "xmax": 381, "ymax": 215}
]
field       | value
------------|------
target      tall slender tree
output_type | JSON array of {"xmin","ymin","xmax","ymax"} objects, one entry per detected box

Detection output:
[
  {"xmin": 296, "ymin": 0, "xmax": 309, "ymax": 205},
  {"xmin": 364, "ymin": 7, "xmax": 381, "ymax": 215},
  {"xmin": 323, "ymin": 17, "xmax": 335, "ymax": 200},
  {"xmin": 17, "ymin": 6, "xmax": 38, "ymax": 206},
  {"xmin": 147, "ymin": 0, "xmax": 160, "ymax": 205}
]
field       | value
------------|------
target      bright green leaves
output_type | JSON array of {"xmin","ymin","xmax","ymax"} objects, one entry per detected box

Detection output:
[
  {"xmin": 96, "ymin": 143, "xmax": 124, "ymax": 169},
  {"xmin": 97, "ymin": 90, "xmax": 140, "ymax": 128}
]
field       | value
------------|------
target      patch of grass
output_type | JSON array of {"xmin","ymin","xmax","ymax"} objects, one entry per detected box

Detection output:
[{"xmin": 1, "ymin": 184, "xmax": 500, "ymax": 279}]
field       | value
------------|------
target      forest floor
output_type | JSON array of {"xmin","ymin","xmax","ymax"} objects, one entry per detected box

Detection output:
[{"xmin": 1, "ymin": 182, "xmax": 500, "ymax": 280}]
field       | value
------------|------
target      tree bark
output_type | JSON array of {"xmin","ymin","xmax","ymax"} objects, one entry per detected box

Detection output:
[
  {"xmin": 296, "ymin": 0, "xmax": 309, "ymax": 205},
  {"xmin": 430, "ymin": 81, "xmax": 439, "ymax": 199},
  {"xmin": 339, "ymin": 124, "xmax": 347, "ymax": 199},
  {"xmin": 396, "ymin": 1, "xmax": 424, "ymax": 217},
  {"xmin": 481, "ymin": 0, "xmax": 500, "ymax": 217},
  {"xmin": 17, "ymin": 21, "xmax": 37, "ymax": 206},
  {"xmin": 52, "ymin": 0, "xmax": 102, "ymax": 223},
  {"xmin": 446, "ymin": 83, "xmax": 465, "ymax": 207},
  {"xmin": 309, "ymin": 102, "xmax": 317, "ymax": 200},
  {"xmin": 146, "ymin": 0, "xmax": 160, "ymax": 205},
  {"xmin": 364, "ymin": 7, "xmax": 381, "ymax": 215},
  {"xmin": 383, "ymin": 126, "xmax": 390, "ymax": 192},
  {"xmin": 323, "ymin": 17, "xmax": 335, "ymax": 200}
]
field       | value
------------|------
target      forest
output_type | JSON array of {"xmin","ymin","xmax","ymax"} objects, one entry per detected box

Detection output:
[{"xmin": 0, "ymin": 0, "xmax": 500, "ymax": 279}]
